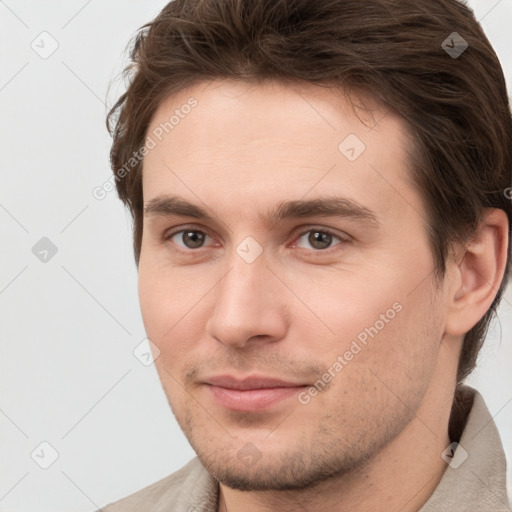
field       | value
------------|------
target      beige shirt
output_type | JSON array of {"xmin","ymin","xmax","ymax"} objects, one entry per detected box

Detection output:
[{"xmin": 98, "ymin": 386, "xmax": 511, "ymax": 511}]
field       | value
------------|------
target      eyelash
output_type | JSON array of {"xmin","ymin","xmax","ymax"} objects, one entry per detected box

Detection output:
[{"xmin": 161, "ymin": 225, "xmax": 349, "ymax": 255}]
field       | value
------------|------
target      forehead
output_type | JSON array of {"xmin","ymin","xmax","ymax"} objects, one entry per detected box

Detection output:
[{"xmin": 142, "ymin": 79, "xmax": 420, "ymax": 225}]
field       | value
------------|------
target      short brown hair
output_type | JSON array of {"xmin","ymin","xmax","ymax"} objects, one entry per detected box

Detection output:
[{"xmin": 107, "ymin": 0, "xmax": 512, "ymax": 384}]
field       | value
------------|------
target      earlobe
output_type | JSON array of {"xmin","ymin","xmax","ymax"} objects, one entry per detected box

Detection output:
[{"xmin": 444, "ymin": 208, "xmax": 509, "ymax": 337}]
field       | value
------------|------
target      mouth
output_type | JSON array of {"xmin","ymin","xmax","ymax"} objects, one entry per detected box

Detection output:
[{"xmin": 202, "ymin": 375, "xmax": 309, "ymax": 412}]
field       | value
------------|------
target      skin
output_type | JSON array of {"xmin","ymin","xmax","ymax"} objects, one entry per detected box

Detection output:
[{"xmin": 137, "ymin": 79, "xmax": 508, "ymax": 512}]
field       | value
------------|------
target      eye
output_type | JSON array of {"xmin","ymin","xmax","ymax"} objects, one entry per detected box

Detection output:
[
  {"xmin": 293, "ymin": 228, "xmax": 345, "ymax": 251},
  {"xmin": 166, "ymin": 229, "xmax": 215, "ymax": 250}
]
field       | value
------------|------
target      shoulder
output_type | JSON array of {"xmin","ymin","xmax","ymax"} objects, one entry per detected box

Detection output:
[
  {"xmin": 98, "ymin": 457, "xmax": 218, "ymax": 512},
  {"xmin": 420, "ymin": 385, "xmax": 511, "ymax": 511}
]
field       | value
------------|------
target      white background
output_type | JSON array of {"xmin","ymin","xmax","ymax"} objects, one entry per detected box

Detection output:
[{"xmin": 1, "ymin": 1, "xmax": 511, "ymax": 510}]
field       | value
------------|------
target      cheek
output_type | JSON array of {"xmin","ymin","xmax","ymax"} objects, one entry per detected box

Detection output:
[
  {"xmin": 138, "ymin": 265, "xmax": 169, "ymax": 339},
  {"xmin": 350, "ymin": 285, "xmax": 442, "ymax": 394},
  {"xmin": 138, "ymin": 256, "xmax": 215, "ymax": 372},
  {"xmin": 301, "ymin": 265, "xmax": 443, "ymax": 380},
  {"xmin": 138, "ymin": 259, "xmax": 185, "ymax": 353},
  {"xmin": 138, "ymin": 246, "xmax": 195, "ymax": 328}
]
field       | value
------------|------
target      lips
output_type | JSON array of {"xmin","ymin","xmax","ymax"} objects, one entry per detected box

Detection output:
[
  {"xmin": 204, "ymin": 375, "xmax": 304, "ymax": 390},
  {"xmin": 203, "ymin": 375, "xmax": 308, "ymax": 412}
]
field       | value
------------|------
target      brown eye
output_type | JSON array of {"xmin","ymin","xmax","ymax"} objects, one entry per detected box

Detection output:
[
  {"xmin": 167, "ymin": 230, "xmax": 212, "ymax": 249},
  {"xmin": 182, "ymin": 231, "xmax": 205, "ymax": 248},
  {"xmin": 308, "ymin": 231, "xmax": 333, "ymax": 249},
  {"xmin": 294, "ymin": 229, "xmax": 343, "ymax": 251}
]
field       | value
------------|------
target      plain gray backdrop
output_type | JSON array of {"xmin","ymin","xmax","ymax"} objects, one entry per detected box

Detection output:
[{"xmin": 1, "ymin": 1, "xmax": 511, "ymax": 510}]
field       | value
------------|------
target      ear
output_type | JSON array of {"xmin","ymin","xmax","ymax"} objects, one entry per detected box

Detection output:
[{"xmin": 444, "ymin": 208, "xmax": 509, "ymax": 336}]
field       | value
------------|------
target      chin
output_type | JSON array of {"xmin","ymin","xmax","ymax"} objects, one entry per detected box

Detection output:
[{"xmin": 196, "ymin": 447, "xmax": 364, "ymax": 492}]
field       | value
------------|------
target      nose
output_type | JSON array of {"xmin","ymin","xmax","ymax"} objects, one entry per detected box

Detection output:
[{"xmin": 205, "ymin": 250, "xmax": 288, "ymax": 349}]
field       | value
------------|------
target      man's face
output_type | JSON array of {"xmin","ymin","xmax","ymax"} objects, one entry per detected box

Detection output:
[{"xmin": 138, "ymin": 79, "xmax": 450, "ymax": 490}]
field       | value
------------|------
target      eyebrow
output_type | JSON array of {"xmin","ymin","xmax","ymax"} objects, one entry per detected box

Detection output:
[{"xmin": 144, "ymin": 195, "xmax": 379, "ymax": 227}]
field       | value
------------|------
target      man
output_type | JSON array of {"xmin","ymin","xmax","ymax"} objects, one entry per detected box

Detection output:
[{"xmin": 99, "ymin": 0, "xmax": 512, "ymax": 510}]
